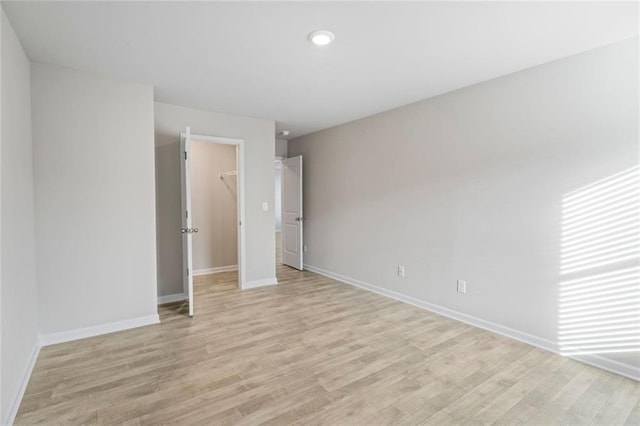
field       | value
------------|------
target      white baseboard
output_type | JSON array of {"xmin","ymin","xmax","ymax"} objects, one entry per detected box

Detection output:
[
  {"xmin": 158, "ymin": 292, "xmax": 188, "ymax": 304},
  {"xmin": 193, "ymin": 265, "xmax": 238, "ymax": 276},
  {"xmin": 304, "ymin": 264, "xmax": 640, "ymax": 381},
  {"xmin": 242, "ymin": 277, "xmax": 278, "ymax": 289},
  {"xmin": 568, "ymin": 353, "xmax": 640, "ymax": 381},
  {"xmin": 39, "ymin": 314, "xmax": 160, "ymax": 347},
  {"xmin": 4, "ymin": 339, "xmax": 41, "ymax": 426}
]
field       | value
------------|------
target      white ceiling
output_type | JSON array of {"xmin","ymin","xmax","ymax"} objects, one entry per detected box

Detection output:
[{"xmin": 4, "ymin": 1, "xmax": 638, "ymax": 139}]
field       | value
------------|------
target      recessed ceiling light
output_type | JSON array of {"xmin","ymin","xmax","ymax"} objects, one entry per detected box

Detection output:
[{"xmin": 308, "ymin": 30, "xmax": 335, "ymax": 46}]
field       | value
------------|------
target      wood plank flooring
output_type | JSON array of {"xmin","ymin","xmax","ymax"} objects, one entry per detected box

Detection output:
[{"xmin": 15, "ymin": 264, "xmax": 640, "ymax": 424}]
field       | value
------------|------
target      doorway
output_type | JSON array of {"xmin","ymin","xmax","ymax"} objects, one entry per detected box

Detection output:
[
  {"xmin": 180, "ymin": 127, "xmax": 246, "ymax": 316},
  {"xmin": 275, "ymin": 158, "xmax": 283, "ymax": 265}
]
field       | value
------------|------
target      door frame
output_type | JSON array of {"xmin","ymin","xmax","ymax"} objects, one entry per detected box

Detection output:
[
  {"xmin": 180, "ymin": 130, "xmax": 247, "ymax": 290},
  {"xmin": 274, "ymin": 156, "xmax": 284, "ymax": 232}
]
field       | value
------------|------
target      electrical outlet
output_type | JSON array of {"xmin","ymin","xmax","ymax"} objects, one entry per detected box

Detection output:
[
  {"xmin": 457, "ymin": 280, "xmax": 467, "ymax": 294},
  {"xmin": 303, "ymin": 245, "xmax": 308, "ymax": 252},
  {"xmin": 397, "ymin": 265, "xmax": 405, "ymax": 278}
]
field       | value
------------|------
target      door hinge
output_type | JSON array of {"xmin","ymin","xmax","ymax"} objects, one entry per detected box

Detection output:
[
  {"xmin": 186, "ymin": 210, "xmax": 188, "ymax": 219},
  {"xmin": 187, "ymin": 268, "xmax": 189, "ymax": 276},
  {"xmin": 184, "ymin": 151, "xmax": 188, "ymax": 160}
]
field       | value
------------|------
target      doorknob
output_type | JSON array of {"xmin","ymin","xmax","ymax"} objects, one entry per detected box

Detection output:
[
  {"xmin": 181, "ymin": 227, "xmax": 199, "ymax": 234},
  {"xmin": 295, "ymin": 217, "xmax": 304, "ymax": 222}
]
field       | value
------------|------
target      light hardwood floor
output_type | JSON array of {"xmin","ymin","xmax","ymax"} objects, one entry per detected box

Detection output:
[{"xmin": 16, "ymin": 264, "xmax": 640, "ymax": 424}]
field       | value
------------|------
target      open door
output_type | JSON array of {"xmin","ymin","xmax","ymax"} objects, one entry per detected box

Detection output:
[
  {"xmin": 180, "ymin": 127, "xmax": 195, "ymax": 316},
  {"xmin": 282, "ymin": 155, "xmax": 303, "ymax": 270}
]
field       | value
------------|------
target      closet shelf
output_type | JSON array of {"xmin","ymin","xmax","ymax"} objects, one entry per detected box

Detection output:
[{"xmin": 218, "ymin": 170, "xmax": 238, "ymax": 179}]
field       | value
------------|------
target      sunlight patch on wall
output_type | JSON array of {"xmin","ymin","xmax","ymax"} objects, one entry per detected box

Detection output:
[{"xmin": 559, "ymin": 166, "xmax": 640, "ymax": 356}]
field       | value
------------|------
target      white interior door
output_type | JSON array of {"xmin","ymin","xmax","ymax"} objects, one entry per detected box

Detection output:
[
  {"xmin": 282, "ymin": 155, "xmax": 303, "ymax": 269},
  {"xmin": 180, "ymin": 127, "xmax": 194, "ymax": 316}
]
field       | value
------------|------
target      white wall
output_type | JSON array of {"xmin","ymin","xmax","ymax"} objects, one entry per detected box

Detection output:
[
  {"xmin": 31, "ymin": 63, "xmax": 158, "ymax": 335},
  {"xmin": 191, "ymin": 141, "xmax": 237, "ymax": 271},
  {"xmin": 1, "ymin": 9, "xmax": 39, "ymax": 425},
  {"xmin": 155, "ymin": 102, "xmax": 276, "ymax": 297},
  {"xmin": 1, "ymin": 12, "xmax": 3, "ymax": 423},
  {"xmin": 275, "ymin": 138, "xmax": 288, "ymax": 158},
  {"xmin": 289, "ymin": 39, "xmax": 639, "ymax": 373}
]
